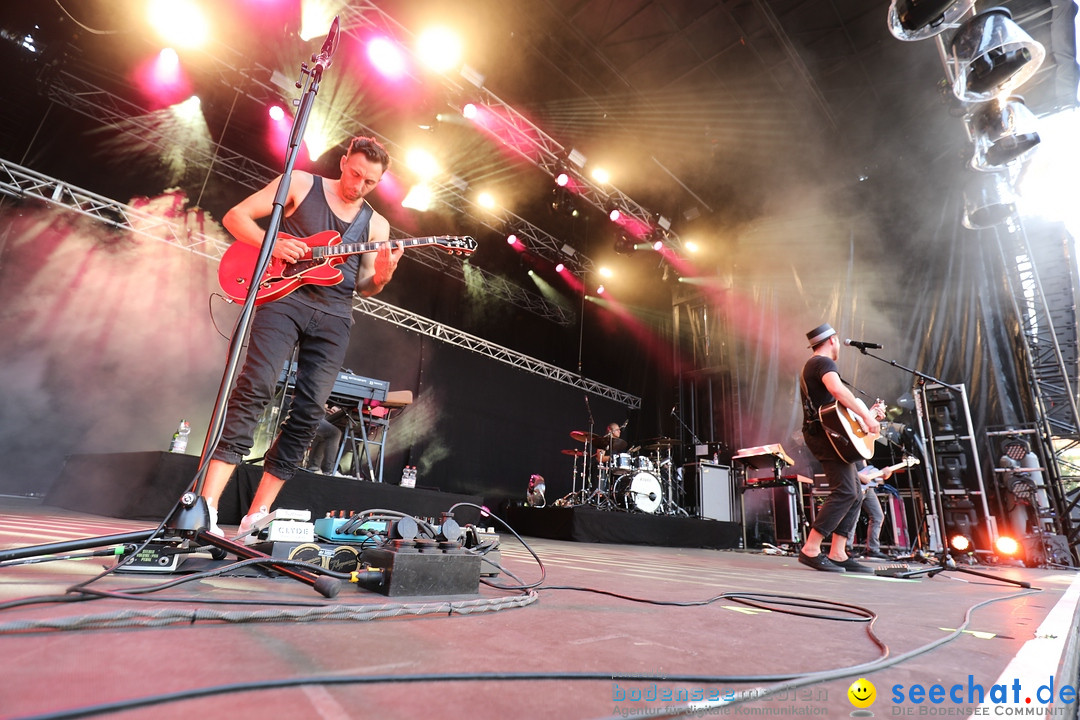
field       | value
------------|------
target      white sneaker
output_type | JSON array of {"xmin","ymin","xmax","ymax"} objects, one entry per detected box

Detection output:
[
  {"xmin": 206, "ymin": 503, "xmax": 223, "ymax": 536},
  {"xmin": 234, "ymin": 506, "xmax": 269, "ymax": 545}
]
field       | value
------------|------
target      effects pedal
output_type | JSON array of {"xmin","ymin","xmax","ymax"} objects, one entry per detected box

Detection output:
[
  {"xmin": 114, "ymin": 543, "xmax": 185, "ymax": 573},
  {"xmin": 874, "ymin": 564, "xmax": 913, "ymax": 578},
  {"xmin": 250, "ymin": 508, "xmax": 315, "ymax": 544}
]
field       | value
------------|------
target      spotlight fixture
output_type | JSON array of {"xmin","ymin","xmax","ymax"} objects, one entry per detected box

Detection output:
[
  {"xmin": 613, "ymin": 234, "xmax": 635, "ymax": 255},
  {"xmin": 948, "ymin": 8, "xmax": 1045, "ymax": 103},
  {"xmin": 995, "ymin": 535, "xmax": 1021, "ymax": 557},
  {"xmin": 887, "ymin": 0, "xmax": 975, "ymax": 41},
  {"xmin": 962, "ymin": 172, "xmax": 1016, "ymax": 229},
  {"xmin": 966, "ymin": 96, "xmax": 1040, "ymax": 171}
]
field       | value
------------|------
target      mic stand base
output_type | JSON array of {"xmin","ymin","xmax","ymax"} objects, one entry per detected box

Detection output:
[
  {"xmin": 897, "ymin": 551, "xmax": 1031, "ymax": 588},
  {"xmin": 167, "ymin": 494, "xmax": 342, "ymax": 598}
]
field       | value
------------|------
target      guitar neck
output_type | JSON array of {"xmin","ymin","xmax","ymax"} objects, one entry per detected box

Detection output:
[{"xmin": 314, "ymin": 236, "xmax": 444, "ymax": 259}]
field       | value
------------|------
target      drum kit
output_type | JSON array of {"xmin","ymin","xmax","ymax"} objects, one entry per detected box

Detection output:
[{"xmin": 555, "ymin": 431, "xmax": 688, "ymax": 516}]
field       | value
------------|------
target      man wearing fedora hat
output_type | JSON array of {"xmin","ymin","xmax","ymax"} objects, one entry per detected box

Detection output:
[{"xmin": 797, "ymin": 322, "xmax": 886, "ymax": 573}]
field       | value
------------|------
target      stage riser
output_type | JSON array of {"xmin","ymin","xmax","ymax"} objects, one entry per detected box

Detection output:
[
  {"xmin": 506, "ymin": 505, "xmax": 740, "ymax": 550},
  {"xmin": 45, "ymin": 452, "xmax": 483, "ymax": 526}
]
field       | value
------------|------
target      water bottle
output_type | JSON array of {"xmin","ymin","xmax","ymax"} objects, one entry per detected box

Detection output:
[
  {"xmin": 170, "ymin": 419, "xmax": 191, "ymax": 453},
  {"xmin": 400, "ymin": 466, "xmax": 417, "ymax": 488}
]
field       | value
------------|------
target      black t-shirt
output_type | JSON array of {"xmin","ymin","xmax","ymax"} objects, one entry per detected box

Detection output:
[
  {"xmin": 801, "ymin": 354, "xmax": 843, "ymax": 461},
  {"xmin": 801, "ymin": 355, "xmax": 839, "ymax": 425}
]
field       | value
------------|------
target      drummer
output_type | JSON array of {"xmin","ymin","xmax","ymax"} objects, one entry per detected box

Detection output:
[{"xmin": 596, "ymin": 422, "xmax": 627, "ymax": 464}]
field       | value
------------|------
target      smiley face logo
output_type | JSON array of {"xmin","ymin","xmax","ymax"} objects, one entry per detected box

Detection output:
[{"xmin": 847, "ymin": 678, "xmax": 876, "ymax": 708}]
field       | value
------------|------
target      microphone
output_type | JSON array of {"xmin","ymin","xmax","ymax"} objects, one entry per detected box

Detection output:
[
  {"xmin": 313, "ymin": 16, "xmax": 341, "ymax": 69},
  {"xmin": 621, "ymin": 419, "xmax": 629, "ymax": 430},
  {"xmin": 845, "ymin": 338, "xmax": 882, "ymax": 350}
]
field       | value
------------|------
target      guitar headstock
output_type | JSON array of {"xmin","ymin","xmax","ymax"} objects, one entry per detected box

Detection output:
[{"xmin": 437, "ymin": 236, "xmax": 477, "ymax": 256}]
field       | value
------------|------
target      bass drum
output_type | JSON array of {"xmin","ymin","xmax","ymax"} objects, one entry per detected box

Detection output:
[{"xmin": 613, "ymin": 471, "xmax": 663, "ymax": 514}]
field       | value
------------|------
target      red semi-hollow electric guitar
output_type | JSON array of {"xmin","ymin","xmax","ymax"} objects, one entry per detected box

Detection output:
[{"xmin": 218, "ymin": 230, "xmax": 476, "ymax": 304}]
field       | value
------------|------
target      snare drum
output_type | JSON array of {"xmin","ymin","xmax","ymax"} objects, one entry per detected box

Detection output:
[
  {"xmin": 613, "ymin": 471, "xmax": 663, "ymax": 513},
  {"xmin": 611, "ymin": 453, "xmax": 634, "ymax": 475}
]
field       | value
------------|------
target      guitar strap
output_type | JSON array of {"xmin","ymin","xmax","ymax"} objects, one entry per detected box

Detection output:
[{"xmin": 341, "ymin": 201, "xmax": 374, "ymax": 286}]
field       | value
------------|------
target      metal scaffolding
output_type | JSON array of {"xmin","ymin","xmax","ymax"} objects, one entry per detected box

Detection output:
[
  {"xmin": 0, "ymin": 157, "xmax": 633, "ymax": 406},
  {"xmin": 38, "ymin": 68, "xmax": 573, "ymax": 325},
  {"xmin": 995, "ymin": 218, "xmax": 1080, "ymax": 562}
]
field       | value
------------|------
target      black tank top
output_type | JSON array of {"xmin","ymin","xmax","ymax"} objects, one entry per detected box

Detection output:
[{"xmin": 281, "ymin": 175, "xmax": 370, "ymax": 319}]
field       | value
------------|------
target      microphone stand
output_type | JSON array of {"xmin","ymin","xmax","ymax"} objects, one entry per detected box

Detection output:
[
  {"xmin": 851, "ymin": 347, "xmax": 1029, "ymax": 589},
  {"xmin": 0, "ymin": 21, "xmax": 346, "ymax": 599}
]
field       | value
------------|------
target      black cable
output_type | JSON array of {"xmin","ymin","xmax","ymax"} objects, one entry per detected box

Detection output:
[{"xmin": 447, "ymin": 503, "xmax": 545, "ymax": 590}]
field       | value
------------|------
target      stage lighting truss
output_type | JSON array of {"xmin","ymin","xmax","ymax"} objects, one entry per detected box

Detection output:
[
  {"xmin": 887, "ymin": 0, "xmax": 975, "ymax": 42},
  {"xmin": 947, "ymin": 8, "xmax": 1045, "ymax": 103},
  {"xmin": 965, "ymin": 96, "xmax": 1041, "ymax": 171}
]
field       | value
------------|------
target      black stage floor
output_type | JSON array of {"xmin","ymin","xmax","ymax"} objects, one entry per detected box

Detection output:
[{"xmin": 2, "ymin": 498, "xmax": 1080, "ymax": 720}]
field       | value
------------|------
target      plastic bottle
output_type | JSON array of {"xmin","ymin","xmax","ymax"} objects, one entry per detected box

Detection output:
[
  {"xmin": 400, "ymin": 466, "xmax": 417, "ymax": 488},
  {"xmin": 170, "ymin": 419, "xmax": 191, "ymax": 453}
]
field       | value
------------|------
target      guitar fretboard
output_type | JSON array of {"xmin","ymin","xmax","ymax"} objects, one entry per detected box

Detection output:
[{"xmin": 312, "ymin": 236, "xmax": 460, "ymax": 259}]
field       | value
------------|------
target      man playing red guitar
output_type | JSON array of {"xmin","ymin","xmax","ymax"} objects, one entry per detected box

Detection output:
[
  {"xmin": 202, "ymin": 136, "xmax": 402, "ymax": 539},
  {"xmin": 797, "ymin": 323, "xmax": 887, "ymax": 573}
]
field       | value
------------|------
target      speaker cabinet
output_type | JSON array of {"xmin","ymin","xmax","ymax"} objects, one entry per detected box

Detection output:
[{"xmin": 684, "ymin": 462, "xmax": 734, "ymax": 521}]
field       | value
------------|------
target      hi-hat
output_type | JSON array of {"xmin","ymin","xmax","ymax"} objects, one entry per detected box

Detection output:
[{"xmin": 643, "ymin": 437, "xmax": 676, "ymax": 450}]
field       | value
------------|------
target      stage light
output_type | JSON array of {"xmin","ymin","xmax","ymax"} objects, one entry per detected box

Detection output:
[
  {"xmin": 950, "ymin": 534, "xmax": 972, "ymax": 552},
  {"xmin": 551, "ymin": 186, "xmax": 577, "ymax": 217},
  {"xmin": 526, "ymin": 474, "xmax": 546, "ymax": 507},
  {"xmin": 966, "ymin": 96, "xmax": 1040, "ymax": 171},
  {"xmin": 405, "ymin": 148, "xmax": 439, "ymax": 180},
  {"xmin": 368, "ymin": 36, "xmax": 408, "ymax": 79},
  {"xmin": 609, "ymin": 208, "xmax": 622, "ymax": 222},
  {"xmin": 887, "ymin": 0, "xmax": 975, "ymax": 41},
  {"xmin": 962, "ymin": 172, "xmax": 1016, "ymax": 229},
  {"xmin": 477, "ymin": 192, "xmax": 496, "ymax": 209},
  {"xmin": 591, "ymin": 167, "xmax": 610, "ymax": 184},
  {"xmin": 614, "ymin": 234, "xmax": 635, "ymax": 255},
  {"xmin": 555, "ymin": 263, "xmax": 565, "ymax": 273},
  {"xmin": 596, "ymin": 284, "xmax": 605, "ymax": 295},
  {"xmin": 507, "ymin": 234, "xmax": 519, "ymax": 246},
  {"xmin": 555, "ymin": 171, "xmax": 570, "ymax": 187},
  {"xmin": 684, "ymin": 240, "xmax": 700, "ymax": 253},
  {"xmin": 147, "ymin": 0, "xmax": 209, "ymax": 49},
  {"xmin": 948, "ymin": 8, "xmax": 1045, "ymax": 103},
  {"xmin": 401, "ymin": 184, "xmax": 433, "ymax": 212},
  {"xmin": 416, "ymin": 27, "xmax": 462, "ymax": 73},
  {"xmin": 995, "ymin": 536, "xmax": 1021, "ymax": 556},
  {"xmin": 300, "ymin": 0, "xmax": 338, "ymax": 41},
  {"xmin": 598, "ymin": 267, "xmax": 613, "ymax": 279},
  {"xmin": 462, "ymin": 103, "xmax": 478, "ymax": 120},
  {"xmin": 268, "ymin": 105, "xmax": 285, "ymax": 122}
]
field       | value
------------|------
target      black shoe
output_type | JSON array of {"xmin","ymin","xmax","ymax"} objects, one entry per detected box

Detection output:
[
  {"xmin": 865, "ymin": 550, "xmax": 891, "ymax": 560},
  {"xmin": 834, "ymin": 556, "xmax": 874, "ymax": 573},
  {"xmin": 799, "ymin": 551, "xmax": 846, "ymax": 572}
]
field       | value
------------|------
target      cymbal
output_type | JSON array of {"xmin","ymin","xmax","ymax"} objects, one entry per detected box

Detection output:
[
  {"xmin": 561, "ymin": 448, "xmax": 585, "ymax": 457},
  {"xmin": 570, "ymin": 430, "xmax": 597, "ymax": 443},
  {"xmin": 643, "ymin": 436, "xmax": 676, "ymax": 450},
  {"xmin": 596, "ymin": 437, "xmax": 629, "ymax": 452}
]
